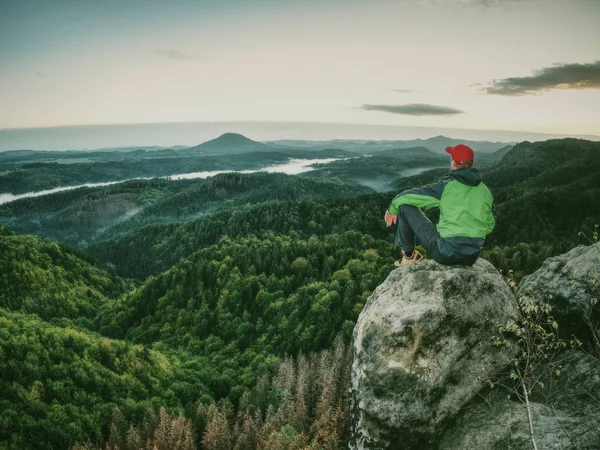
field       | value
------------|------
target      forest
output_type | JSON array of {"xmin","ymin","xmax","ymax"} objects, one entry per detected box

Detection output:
[{"xmin": 0, "ymin": 137, "xmax": 599, "ymax": 449}]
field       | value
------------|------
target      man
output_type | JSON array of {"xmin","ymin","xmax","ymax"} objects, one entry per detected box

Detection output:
[{"xmin": 385, "ymin": 144, "xmax": 496, "ymax": 267}]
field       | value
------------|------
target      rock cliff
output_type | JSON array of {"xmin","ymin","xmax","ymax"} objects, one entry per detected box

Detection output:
[
  {"xmin": 519, "ymin": 242, "xmax": 600, "ymax": 345},
  {"xmin": 350, "ymin": 244, "xmax": 600, "ymax": 449}
]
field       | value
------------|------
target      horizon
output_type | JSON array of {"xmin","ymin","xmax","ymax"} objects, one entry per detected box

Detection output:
[
  {"xmin": 1, "ymin": 0, "xmax": 599, "ymax": 142},
  {"xmin": 1, "ymin": 120, "xmax": 599, "ymax": 152}
]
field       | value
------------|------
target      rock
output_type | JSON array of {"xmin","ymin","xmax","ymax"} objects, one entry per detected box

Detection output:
[
  {"xmin": 349, "ymin": 258, "xmax": 516, "ymax": 449},
  {"xmin": 438, "ymin": 351, "xmax": 600, "ymax": 450},
  {"xmin": 349, "ymin": 245, "xmax": 600, "ymax": 449},
  {"xmin": 519, "ymin": 242, "xmax": 600, "ymax": 343},
  {"xmin": 439, "ymin": 244, "xmax": 600, "ymax": 449}
]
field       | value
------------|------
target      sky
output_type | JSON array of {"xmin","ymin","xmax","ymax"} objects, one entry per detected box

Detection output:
[{"xmin": 1, "ymin": 0, "xmax": 599, "ymax": 145}]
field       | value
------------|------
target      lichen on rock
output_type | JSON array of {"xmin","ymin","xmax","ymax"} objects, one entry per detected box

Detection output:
[
  {"xmin": 349, "ymin": 258, "xmax": 515, "ymax": 449},
  {"xmin": 519, "ymin": 242, "xmax": 600, "ymax": 345},
  {"xmin": 349, "ymin": 244, "xmax": 600, "ymax": 449}
]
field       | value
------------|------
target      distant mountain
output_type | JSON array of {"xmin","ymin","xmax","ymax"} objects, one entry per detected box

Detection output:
[
  {"xmin": 411, "ymin": 136, "xmax": 516, "ymax": 154},
  {"xmin": 96, "ymin": 144, "xmax": 190, "ymax": 152},
  {"xmin": 491, "ymin": 144, "xmax": 513, "ymax": 159},
  {"xmin": 2, "ymin": 121, "xmax": 597, "ymax": 152},
  {"xmin": 277, "ymin": 148, "xmax": 356, "ymax": 159},
  {"xmin": 184, "ymin": 132, "xmax": 274, "ymax": 155},
  {"xmin": 266, "ymin": 135, "xmax": 514, "ymax": 154},
  {"xmin": 391, "ymin": 168, "xmax": 450, "ymax": 191},
  {"xmin": 184, "ymin": 132, "xmax": 370, "ymax": 157},
  {"xmin": 376, "ymin": 146, "xmax": 439, "ymax": 158},
  {"xmin": 267, "ymin": 139, "xmax": 375, "ymax": 150}
]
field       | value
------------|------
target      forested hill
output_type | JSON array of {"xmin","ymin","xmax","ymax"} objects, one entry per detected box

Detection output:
[
  {"xmin": 1, "ymin": 137, "xmax": 599, "ymax": 449},
  {"xmin": 89, "ymin": 195, "xmax": 392, "ymax": 279},
  {"xmin": 0, "ymin": 173, "xmax": 372, "ymax": 249},
  {"xmin": 0, "ymin": 227, "xmax": 397, "ymax": 449},
  {"xmin": 0, "ymin": 149, "xmax": 298, "ymax": 195},
  {"xmin": 485, "ymin": 138, "xmax": 600, "ymax": 246},
  {"xmin": 0, "ymin": 228, "xmax": 210, "ymax": 449},
  {"xmin": 95, "ymin": 230, "xmax": 395, "ymax": 364},
  {"xmin": 0, "ymin": 226, "xmax": 131, "ymax": 320},
  {"xmin": 0, "ymin": 308, "xmax": 201, "ymax": 450},
  {"xmin": 89, "ymin": 138, "xmax": 600, "ymax": 281},
  {"xmin": 487, "ymin": 138, "xmax": 600, "ymax": 190}
]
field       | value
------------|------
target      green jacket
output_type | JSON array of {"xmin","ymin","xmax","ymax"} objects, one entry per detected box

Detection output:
[{"xmin": 388, "ymin": 167, "xmax": 496, "ymax": 258}]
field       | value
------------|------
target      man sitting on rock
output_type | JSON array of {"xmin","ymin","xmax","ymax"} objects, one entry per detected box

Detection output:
[{"xmin": 384, "ymin": 144, "xmax": 496, "ymax": 267}]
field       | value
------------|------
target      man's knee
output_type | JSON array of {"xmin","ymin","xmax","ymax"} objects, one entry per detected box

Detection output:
[{"xmin": 398, "ymin": 204, "xmax": 419, "ymax": 219}]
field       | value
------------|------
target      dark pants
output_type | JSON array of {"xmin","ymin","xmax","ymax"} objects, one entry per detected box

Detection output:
[{"xmin": 394, "ymin": 205, "xmax": 477, "ymax": 266}]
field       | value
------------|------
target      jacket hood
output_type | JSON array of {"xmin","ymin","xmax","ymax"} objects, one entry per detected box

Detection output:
[{"xmin": 449, "ymin": 167, "xmax": 482, "ymax": 186}]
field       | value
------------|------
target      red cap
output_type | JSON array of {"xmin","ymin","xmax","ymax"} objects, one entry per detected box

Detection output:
[{"xmin": 445, "ymin": 144, "xmax": 475, "ymax": 163}]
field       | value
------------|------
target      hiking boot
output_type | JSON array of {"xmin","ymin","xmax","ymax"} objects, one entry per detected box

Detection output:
[{"xmin": 394, "ymin": 250, "xmax": 424, "ymax": 267}]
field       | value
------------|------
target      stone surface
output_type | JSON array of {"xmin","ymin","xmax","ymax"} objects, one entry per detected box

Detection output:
[
  {"xmin": 349, "ymin": 258, "xmax": 516, "ymax": 449},
  {"xmin": 438, "ymin": 350, "xmax": 600, "ymax": 450},
  {"xmin": 440, "ymin": 243, "xmax": 600, "ymax": 450},
  {"xmin": 519, "ymin": 242, "xmax": 600, "ymax": 343},
  {"xmin": 349, "ymin": 245, "xmax": 600, "ymax": 450}
]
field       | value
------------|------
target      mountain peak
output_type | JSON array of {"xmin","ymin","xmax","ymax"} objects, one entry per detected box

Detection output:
[
  {"xmin": 210, "ymin": 133, "xmax": 257, "ymax": 144},
  {"xmin": 184, "ymin": 132, "xmax": 268, "ymax": 154}
]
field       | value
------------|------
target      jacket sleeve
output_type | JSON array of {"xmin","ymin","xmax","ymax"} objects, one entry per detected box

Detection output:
[{"xmin": 387, "ymin": 180, "xmax": 447, "ymax": 215}]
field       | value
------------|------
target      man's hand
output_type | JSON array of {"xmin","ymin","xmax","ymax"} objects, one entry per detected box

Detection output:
[{"xmin": 384, "ymin": 211, "xmax": 397, "ymax": 227}]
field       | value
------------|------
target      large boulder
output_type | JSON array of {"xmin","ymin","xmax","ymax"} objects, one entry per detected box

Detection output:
[
  {"xmin": 440, "ymin": 242, "xmax": 600, "ymax": 449},
  {"xmin": 438, "ymin": 350, "xmax": 600, "ymax": 450},
  {"xmin": 519, "ymin": 242, "xmax": 600, "ymax": 343},
  {"xmin": 349, "ymin": 258, "xmax": 515, "ymax": 449}
]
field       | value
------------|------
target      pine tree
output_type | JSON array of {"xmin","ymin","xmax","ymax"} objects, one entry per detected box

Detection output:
[
  {"xmin": 107, "ymin": 408, "xmax": 127, "ymax": 450},
  {"xmin": 125, "ymin": 425, "xmax": 142, "ymax": 450},
  {"xmin": 291, "ymin": 353, "xmax": 310, "ymax": 434},
  {"xmin": 202, "ymin": 404, "xmax": 232, "ymax": 450}
]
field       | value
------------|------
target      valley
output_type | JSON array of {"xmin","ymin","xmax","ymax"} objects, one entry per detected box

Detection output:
[{"xmin": 1, "ymin": 134, "xmax": 599, "ymax": 449}]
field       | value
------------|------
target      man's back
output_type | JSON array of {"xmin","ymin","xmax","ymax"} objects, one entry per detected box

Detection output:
[
  {"xmin": 438, "ymin": 168, "xmax": 495, "ymax": 239},
  {"xmin": 386, "ymin": 143, "xmax": 496, "ymax": 266},
  {"xmin": 387, "ymin": 167, "xmax": 495, "ymax": 266}
]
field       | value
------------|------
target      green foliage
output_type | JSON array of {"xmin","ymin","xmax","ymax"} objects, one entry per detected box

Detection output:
[
  {"xmin": 0, "ymin": 173, "xmax": 371, "ymax": 250},
  {"xmin": 493, "ymin": 296, "xmax": 569, "ymax": 388},
  {"xmin": 0, "ymin": 151, "xmax": 293, "ymax": 195},
  {"xmin": 87, "ymin": 338, "xmax": 352, "ymax": 450},
  {"xmin": 492, "ymin": 275, "xmax": 581, "ymax": 391},
  {"xmin": 304, "ymin": 155, "xmax": 446, "ymax": 191},
  {"xmin": 95, "ymin": 231, "xmax": 395, "ymax": 400},
  {"xmin": 1, "ymin": 137, "xmax": 600, "ymax": 449},
  {"xmin": 485, "ymin": 139, "xmax": 600, "ymax": 247},
  {"xmin": 0, "ymin": 227, "xmax": 131, "ymax": 320},
  {"xmin": 482, "ymin": 242, "xmax": 570, "ymax": 283},
  {"xmin": 90, "ymin": 193, "xmax": 392, "ymax": 279},
  {"xmin": 0, "ymin": 309, "xmax": 205, "ymax": 450}
]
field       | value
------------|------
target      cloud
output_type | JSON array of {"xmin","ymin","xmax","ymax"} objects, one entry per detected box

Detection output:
[
  {"xmin": 392, "ymin": 89, "xmax": 415, "ymax": 93},
  {"xmin": 360, "ymin": 103, "xmax": 464, "ymax": 116},
  {"xmin": 155, "ymin": 49, "xmax": 196, "ymax": 60},
  {"xmin": 483, "ymin": 60, "xmax": 600, "ymax": 96},
  {"xmin": 34, "ymin": 72, "xmax": 44, "ymax": 78}
]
